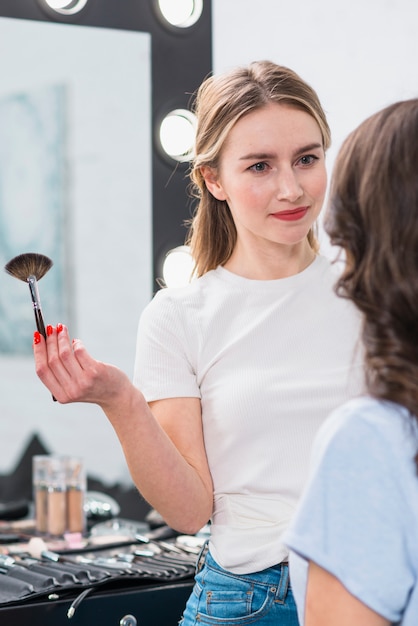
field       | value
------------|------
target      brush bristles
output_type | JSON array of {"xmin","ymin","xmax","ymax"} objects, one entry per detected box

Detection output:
[{"xmin": 4, "ymin": 252, "xmax": 53, "ymax": 282}]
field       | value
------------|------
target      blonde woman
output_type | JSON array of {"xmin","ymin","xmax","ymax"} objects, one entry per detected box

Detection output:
[{"xmin": 34, "ymin": 61, "xmax": 363, "ymax": 625}]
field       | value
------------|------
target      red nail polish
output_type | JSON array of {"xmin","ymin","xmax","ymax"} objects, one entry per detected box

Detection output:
[
  {"xmin": 34, "ymin": 331, "xmax": 41, "ymax": 345},
  {"xmin": 47, "ymin": 325, "xmax": 53, "ymax": 336},
  {"xmin": 56, "ymin": 323, "xmax": 63, "ymax": 333}
]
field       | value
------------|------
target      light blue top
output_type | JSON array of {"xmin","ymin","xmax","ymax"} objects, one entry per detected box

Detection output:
[{"xmin": 283, "ymin": 396, "xmax": 418, "ymax": 625}]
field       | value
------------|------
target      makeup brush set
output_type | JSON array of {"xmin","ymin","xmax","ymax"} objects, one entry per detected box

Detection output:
[
  {"xmin": 0, "ymin": 510, "xmax": 200, "ymax": 626},
  {"xmin": 0, "ymin": 532, "xmax": 199, "ymax": 621}
]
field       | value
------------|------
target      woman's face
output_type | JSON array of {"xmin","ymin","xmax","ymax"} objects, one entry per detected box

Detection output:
[{"xmin": 202, "ymin": 103, "xmax": 327, "ymax": 254}]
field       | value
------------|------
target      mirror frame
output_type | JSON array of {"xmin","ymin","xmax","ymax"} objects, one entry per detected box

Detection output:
[{"xmin": 0, "ymin": 0, "xmax": 213, "ymax": 286}]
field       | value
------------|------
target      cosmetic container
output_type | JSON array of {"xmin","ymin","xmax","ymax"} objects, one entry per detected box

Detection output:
[
  {"xmin": 65, "ymin": 456, "xmax": 86, "ymax": 533},
  {"xmin": 46, "ymin": 456, "xmax": 67, "ymax": 536},
  {"xmin": 32, "ymin": 455, "xmax": 86, "ymax": 536},
  {"xmin": 33, "ymin": 455, "xmax": 49, "ymax": 533}
]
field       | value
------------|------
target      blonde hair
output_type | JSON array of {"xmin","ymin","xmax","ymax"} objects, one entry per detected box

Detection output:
[{"xmin": 186, "ymin": 60, "xmax": 331, "ymax": 276}]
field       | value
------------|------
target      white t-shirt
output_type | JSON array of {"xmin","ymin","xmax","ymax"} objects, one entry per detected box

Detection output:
[
  {"xmin": 134, "ymin": 255, "xmax": 364, "ymax": 573},
  {"xmin": 284, "ymin": 396, "xmax": 418, "ymax": 625}
]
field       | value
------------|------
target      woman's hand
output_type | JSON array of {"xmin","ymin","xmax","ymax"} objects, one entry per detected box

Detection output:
[
  {"xmin": 33, "ymin": 323, "xmax": 213, "ymax": 533},
  {"xmin": 33, "ymin": 324, "xmax": 130, "ymax": 407}
]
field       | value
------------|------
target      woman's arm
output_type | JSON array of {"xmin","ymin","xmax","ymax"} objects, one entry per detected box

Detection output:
[
  {"xmin": 33, "ymin": 325, "xmax": 213, "ymax": 534},
  {"xmin": 305, "ymin": 561, "xmax": 391, "ymax": 626}
]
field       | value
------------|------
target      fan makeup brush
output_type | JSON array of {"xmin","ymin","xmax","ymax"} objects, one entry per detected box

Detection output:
[{"xmin": 4, "ymin": 252, "xmax": 56, "ymax": 401}]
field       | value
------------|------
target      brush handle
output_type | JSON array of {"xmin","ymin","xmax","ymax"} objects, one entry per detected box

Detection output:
[
  {"xmin": 34, "ymin": 308, "xmax": 47, "ymax": 339},
  {"xmin": 28, "ymin": 276, "xmax": 46, "ymax": 337},
  {"xmin": 28, "ymin": 276, "xmax": 57, "ymax": 402}
]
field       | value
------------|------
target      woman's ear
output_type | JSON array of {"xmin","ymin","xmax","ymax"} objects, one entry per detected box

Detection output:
[{"xmin": 200, "ymin": 165, "xmax": 227, "ymax": 201}]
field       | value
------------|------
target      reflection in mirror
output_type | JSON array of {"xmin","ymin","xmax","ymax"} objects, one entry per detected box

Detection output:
[{"xmin": 0, "ymin": 16, "xmax": 152, "ymax": 484}]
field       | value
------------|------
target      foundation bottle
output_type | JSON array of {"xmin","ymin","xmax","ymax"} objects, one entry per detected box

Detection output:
[
  {"xmin": 47, "ymin": 457, "xmax": 67, "ymax": 536},
  {"xmin": 65, "ymin": 456, "xmax": 86, "ymax": 533},
  {"xmin": 33, "ymin": 455, "xmax": 49, "ymax": 533}
]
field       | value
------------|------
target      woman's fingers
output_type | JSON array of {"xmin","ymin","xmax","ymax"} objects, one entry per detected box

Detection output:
[
  {"xmin": 33, "ymin": 324, "xmax": 91, "ymax": 403},
  {"xmin": 52, "ymin": 324, "xmax": 86, "ymax": 378},
  {"xmin": 33, "ymin": 322, "xmax": 126, "ymax": 406},
  {"xmin": 34, "ymin": 323, "xmax": 117, "ymax": 405},
  {"xmin": 33, "ymin": 328, "xmax": 67, "ymax": 402}
]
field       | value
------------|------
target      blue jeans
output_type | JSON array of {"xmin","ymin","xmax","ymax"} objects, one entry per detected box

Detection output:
[{"xmin": 179, "ymin": 547, "xmax": 299, "ymax": 625}]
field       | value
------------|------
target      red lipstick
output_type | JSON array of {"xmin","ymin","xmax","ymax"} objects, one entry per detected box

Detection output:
[{"xmin": 272, "ymin": 207, "xmax": 308, "ymax": 222}]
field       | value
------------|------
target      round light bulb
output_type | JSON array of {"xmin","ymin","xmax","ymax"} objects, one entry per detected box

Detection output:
[
  {"xmin": 157, "ymin": 0, "xmax": 203, "ymax": 28},
  {"xmin": 42, "ymin": 0, "xmax": 89, "ymax": 15},
  {"xmin": 159, "ymin": 109, "xmax": 196, "ymax": 162},
  {"xmin": 162, "ymin": 246, "xmax": 195, "ymax": 287}
]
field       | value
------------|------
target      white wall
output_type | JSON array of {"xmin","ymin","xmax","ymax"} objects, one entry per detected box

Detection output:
[{"xmin": 212, "ymin": 0, "xmax": 418, "ymax": 251}]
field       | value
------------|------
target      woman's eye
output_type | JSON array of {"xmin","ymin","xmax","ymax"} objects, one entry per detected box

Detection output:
[
  {"xmin": 249, "ymin": 162, "xmax": 268, "ymax": 172},
  {"xmin": 299, "ymin": 154, "xmax": 318, "ymax": 166}
]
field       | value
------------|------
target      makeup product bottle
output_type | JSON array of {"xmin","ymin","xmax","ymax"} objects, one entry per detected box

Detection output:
[
  {"xmin": 46, "ymin": 456, "xmax": 67, "ymax": 536},
  {"xmin": 65, "ymin": 456, "xmax": 86, "ymax": 533},
  {"xmin": 33, "ymin": 455, "xmax": 49, "ymax": 533}
]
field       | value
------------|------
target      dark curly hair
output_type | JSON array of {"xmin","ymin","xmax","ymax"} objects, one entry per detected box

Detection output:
[{"xmin": 325, "ymin": 99, "xmax": 418, "ymax": 444}]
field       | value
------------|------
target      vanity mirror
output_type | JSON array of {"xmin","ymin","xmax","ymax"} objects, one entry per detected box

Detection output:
[{"xmin": 0, "ymin": 0, "xmax": 212, "ymax": 485}]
